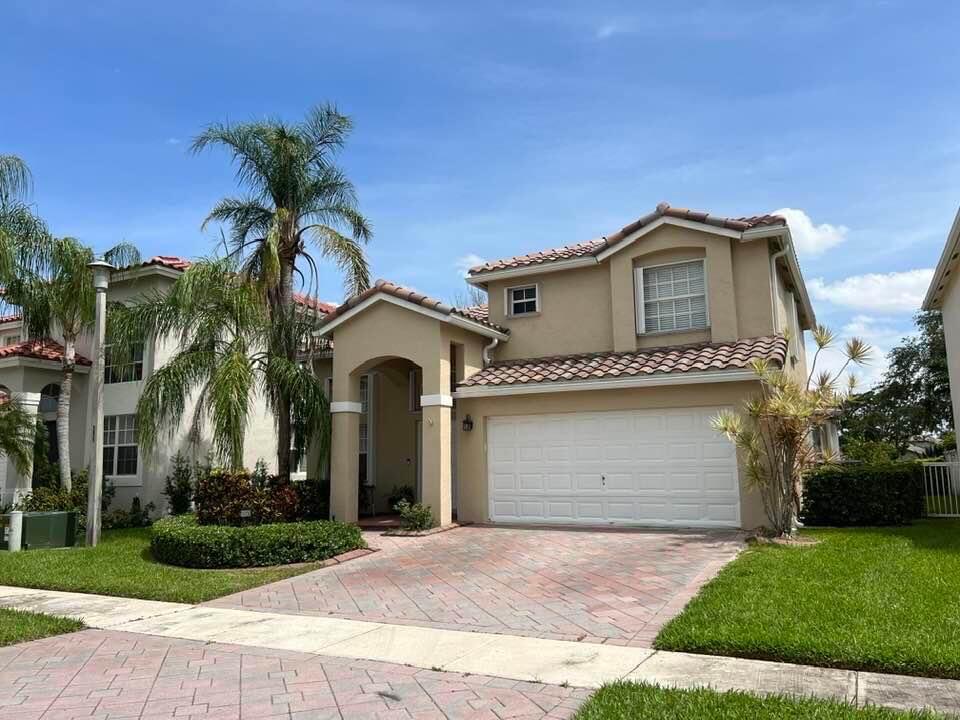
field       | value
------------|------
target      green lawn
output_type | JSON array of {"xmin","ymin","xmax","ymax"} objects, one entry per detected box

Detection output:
[
  {"xmin": 574, "ymin": 683, "xmax": 944, "ymax": 720},
  {"xmin": 656, "ymin": 519, "xmax": 960, "ymax": 679},
  {"xmin": 0, "ymin": 608, "xmax": 84, "ymax": 646},
  {"xmin": 0, "ymin": 527, "xmax": 328, "ymax": 603}
]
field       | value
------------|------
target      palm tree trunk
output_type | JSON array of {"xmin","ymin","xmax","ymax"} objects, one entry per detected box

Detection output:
[
  {"xmin": 57, "ymin": 339, "xmax": 75, "ymax": 491},
  {"xmin": 274, "ymin": 255, "xmax": 295, "ymax": 480}
]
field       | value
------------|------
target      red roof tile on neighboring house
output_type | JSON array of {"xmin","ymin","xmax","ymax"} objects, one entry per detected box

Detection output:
[
  {"xmin": 0, "ymin": 338, "xmax": 92, "ymax": 366},
  {"xmin": 458, "ymin": 336, "xmax": 786, "ymax": 388},
  {"xmin": 320, "ymin": 280, "xmax": 508, "ymax": 334},
  {"xmin": 468, "ymin": 202, "xmax": 786, "ymax": 275},
  {"xmin": 0, "ymin": 314, "xmax": 21, "ymax": 324},
  {"xmin": 292, "ymin": 292, "xmax": 337, "ymax": 314}
]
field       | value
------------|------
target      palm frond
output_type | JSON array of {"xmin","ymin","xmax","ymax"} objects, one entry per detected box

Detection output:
[
  {"xmin": 0, "ymin": 393, "xmax": 36, "ymax": 475},
  {"xmin": 309, "ymin": 225, "xmax": 371, "ymax": 295},
  {"xmin": 0, "ymin": 155, "xmax": 32, "ymax": 204}
]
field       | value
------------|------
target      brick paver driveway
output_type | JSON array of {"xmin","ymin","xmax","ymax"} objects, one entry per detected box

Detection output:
[
  {"xmin": 0, "ymin": 630, "xmax": 587, "ymax": 719},
  {"xmin": 210, "ymin": 525, "xmax": 742, "ymax": 647}
]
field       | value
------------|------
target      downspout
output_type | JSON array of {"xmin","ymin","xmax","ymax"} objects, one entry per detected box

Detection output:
[
  {"xmin": 769, "ymin": 239, "xmax": 791, "ymax": 335},
  {"xmin": 482, "ymin": 338, "xmax": 499, "ymax": 367}
]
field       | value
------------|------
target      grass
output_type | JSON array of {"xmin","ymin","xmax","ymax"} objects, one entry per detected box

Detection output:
[
  {"xmin": 573, "ymin": 683, "xmax": 945, "ymax": 720},
  {"xmin": 655, "ymin": 519, "xmax": 960, "ymax": 679},
  {"xmin": 0, "ymin": 608, "xmax": 84, "ymax": 646},
  {"xmin": 0, "ymin": 527, "xmax": 329, "ymax": 603}
]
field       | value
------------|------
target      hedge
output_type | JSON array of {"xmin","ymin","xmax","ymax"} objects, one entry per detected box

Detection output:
[
  {"xmin": 150, "ymin": 515, "xmax": 365, "ymax": 569},
  {"xmin": 801, "ymin": 462, "xmax": 925, "ymax": 527}
]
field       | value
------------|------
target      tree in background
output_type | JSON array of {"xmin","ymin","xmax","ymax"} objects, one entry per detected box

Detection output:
[
  {"xmin": 108, "ymin": 258, "xmax": 330, "ymax": 472},
  {"xmin": 840, "ymin": 311, "xmax": 951, "ymax": 451},
  {"xmin": 4, "ymin": 237, "xmax": 139, "ymax": 490},
  {"xmin": 192, "ymin": 104, "xmax": 371, "ymax": 478}
]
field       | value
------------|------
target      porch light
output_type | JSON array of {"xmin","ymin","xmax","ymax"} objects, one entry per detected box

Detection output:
[{"xmin": 462, "ymin": 415, "xmax": 474, "ymax": 432}]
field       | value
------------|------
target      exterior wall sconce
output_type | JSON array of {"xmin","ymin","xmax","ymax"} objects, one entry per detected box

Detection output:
[{"xmin": 462, "ymin": 415, "xmax": 474, "ymax": 432}]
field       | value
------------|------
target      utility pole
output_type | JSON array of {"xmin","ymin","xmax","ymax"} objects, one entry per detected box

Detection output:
[{"xmin": 85, "ymin": 259, "xmax": 113, "ymax": 547}]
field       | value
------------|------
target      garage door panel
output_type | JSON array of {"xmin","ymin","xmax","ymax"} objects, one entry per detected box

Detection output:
[{"xmin": 488, "ymin": 408, "xmax": 740, "ymax": 528}]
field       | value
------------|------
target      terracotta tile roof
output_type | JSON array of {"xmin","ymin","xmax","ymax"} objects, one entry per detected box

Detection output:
[
  {"xmin": 0, "ymin": 338, "xmax": 92, "ymax": 366},
  {"xmin": 292, "ymin": 292, "xmax": 337, "ymax": 314},
  {"xmin": 458, "ymin": 335, "xmax": 786, "ymax": 388},
  {"xmin": 0, "ymin": 313, "xmax": 21, "ymax": 324},
  {"xmin": 468, "ymin": 202, "xmax": 786, "ymax": 275},
  {"xmin": 321, "ymin": 280, "xmax": 508, "ymax": 334}
]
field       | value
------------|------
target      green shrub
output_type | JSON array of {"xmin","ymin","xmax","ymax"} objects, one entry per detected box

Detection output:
[
  {"xmin": 387, "ymin": 484, "xmax": 415, "ymax": 508},
  {"xmin": 102, "ymin": 497, "xmax": 155, "ymax": 530},
  {"xmin": 193, "ymin": 467, "xmax": 303, "ymax": 526},
  {"xmin": 394, "ymin": 499, "xmax": 435, "ymax": 531},
  {"xmin": 150, "ymin": 514, "xmax": 366, "ymax": 568},
  {"xmin": 15, "ymin": 471, "xmax": 114, "ymax": 531},
  {"xmin": 163, "ymin": 452, "xmax": 193, "ymax": 515},
  {"xmin": 801, "ymin": 462, "xmax": 925, "ymax": 526},
  {"xmin": 296, "ymin": 479, "xmax": 330, "ymax": 520}
]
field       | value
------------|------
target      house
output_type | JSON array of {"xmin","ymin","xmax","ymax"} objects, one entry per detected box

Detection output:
[
  {"xmin": 315, "ymin": 202, "xmax": 815, "ymax": 530},
  {"xmin": 922, "ymin": 206, "xmax": 960, "ymax": 430},
  {"xmin": 0, "ymin": 256, "xmax": 321, "ymax": 509}
]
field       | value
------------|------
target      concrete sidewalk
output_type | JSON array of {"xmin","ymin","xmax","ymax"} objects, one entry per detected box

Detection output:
[{"xmin": 1, "ymin": 585, "xmax": 958, "ymax": 716}]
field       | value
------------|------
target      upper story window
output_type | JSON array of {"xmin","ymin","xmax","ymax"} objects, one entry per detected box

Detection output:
[
  {"xmin": 1, "ymin": 332, "xmax": 21, "ymax": 346},
  {"xmin": 636, "ymin": 260, "xmax": 708, "ymax": 334},
  {"xmin": 105, "ymin": 342, "xmax": 144, "ymax": 384},
  {"xmin": 507, "ymin": 285, "xmax": 539, "ymax": 316}
]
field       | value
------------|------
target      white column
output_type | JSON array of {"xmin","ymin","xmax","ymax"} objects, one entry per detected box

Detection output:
[{"xmin": 86, "ymin": 263, "xmax": 111, "ymax": 547}]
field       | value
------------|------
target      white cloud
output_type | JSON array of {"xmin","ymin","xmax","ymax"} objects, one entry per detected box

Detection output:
[
  {"xmin": 455, "ymin": 253, "xmax": 486, "ymax": 278},
  {"xmin": 166, "ymin": 137, "xmax": 181, "ymax": 145},
  {"xmin": 772, "ymin": 208, "xmax": 848, "ymax": 256},
  {"xmin": 808, "ymin": 269, "xmax": 934, "ymax": 313},
  {"xmin": 595, "ymin": 23, "xmax": 622, "ymax": 39}
]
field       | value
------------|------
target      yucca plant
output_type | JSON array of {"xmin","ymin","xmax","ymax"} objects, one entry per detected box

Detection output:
[{"xmin": 713, "ymin": 326, "xmax": 871, "ymax": 535}]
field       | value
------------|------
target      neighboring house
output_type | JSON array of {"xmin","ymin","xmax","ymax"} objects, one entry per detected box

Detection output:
[
  {"xmin": 0, "ymin": 256, "xmax": 326, "ymax": 510},
  {"xmin": 315, "ymin": 202, "xmax": 816, "ymax": 530},
  {"xmin": 923, "ymin": 206, "xmax": 960, "ymax": 430}
]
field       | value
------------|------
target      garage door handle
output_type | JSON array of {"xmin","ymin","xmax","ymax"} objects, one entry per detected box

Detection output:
[{"xmin": 601, "ymin": 474, "xmax": 606, "ymax": 486}]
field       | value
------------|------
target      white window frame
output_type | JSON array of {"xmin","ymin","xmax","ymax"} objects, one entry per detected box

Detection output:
[
  {"xmin": 408, "ymin": 369, "xmax": 423, "ymax": 412},
  {"xmin": 104, "ymin": 342, "xmax": 145, "ymax": 385},
  {"xmin": 103, "ymin": 413, "xmax": 140, "ymax": 486},
  {"xmin": 1, "ymin": 332, "xmax": 21, "ymax": 346},
  {"xmin": 634, "ymin": 259, "xmax": 710, "ymax": 335},
  {"xmin": 505, "ymin": 284, "xmax": 540, "ymax": 317}
]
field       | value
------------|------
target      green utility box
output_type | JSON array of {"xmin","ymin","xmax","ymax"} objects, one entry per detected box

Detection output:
[{"xmin": 21, "ymin": 511, "xmax": 78, "ymax": 549}]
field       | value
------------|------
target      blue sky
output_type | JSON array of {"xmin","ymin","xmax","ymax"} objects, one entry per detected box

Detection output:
[{"xmin": 4, "ymin": 0, "xmax": 959, "ymax": 385}]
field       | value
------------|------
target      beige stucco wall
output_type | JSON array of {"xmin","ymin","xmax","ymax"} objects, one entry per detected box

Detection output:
[
  {"xmin": 941, "ymin": 276, "xmax": 960, "ymax": 429},
  {"xmin": 484, "ymin": 224, "xmax": 782, "ymax": 361},
  {"xmin": 455, "ymin": 380, "xmax": 767, "ymax": 531},
  {"xmin": 326, "ymin": 299, "xmax": 489, "ymax": 524}
]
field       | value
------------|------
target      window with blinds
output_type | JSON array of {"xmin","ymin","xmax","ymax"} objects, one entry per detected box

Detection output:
[{"xmin": 637, "ymin": 260, "xmax": 708, "ymax": 333}]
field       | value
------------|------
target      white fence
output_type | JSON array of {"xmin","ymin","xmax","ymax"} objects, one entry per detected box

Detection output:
[{"xmin": 924, "ymin": 462, "xmax": 960, "ymax": 517}]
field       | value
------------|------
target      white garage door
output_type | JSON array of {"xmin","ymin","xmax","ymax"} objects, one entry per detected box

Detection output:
[{"xmin": 487, "ymin": 407, "xmax": 740, "ymax": 528}]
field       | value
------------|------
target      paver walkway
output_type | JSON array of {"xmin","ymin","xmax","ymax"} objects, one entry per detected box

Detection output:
[
  {"xmin": 208, "ymin": 526, "xmax": 742, "ymax": 646},
  {"xmin": 3, "ymin": 587, "xmax": 960, "ymax": 717},
  {"xmin": 0, "ymin": 629, "xmax": 588, "ymax": 720}
]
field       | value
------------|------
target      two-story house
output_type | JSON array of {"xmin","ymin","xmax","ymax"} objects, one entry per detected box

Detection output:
[
  {"xmin": 316, "ymin": 203, "xmax": 815, "ymax": 530},
  {"xmin": 0, "ymin": 256, "xmax": 297, "ymax": 509}
]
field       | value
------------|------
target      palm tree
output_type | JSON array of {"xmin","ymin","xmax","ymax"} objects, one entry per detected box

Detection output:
[
  {"xmin": 0, "ymin": 392, "xmax": 37, "ymax": 477},
  {"xmin": 108, "ymin": 258, "xmax": 330, "ymax": 470},
  {"xmin": 0, "ymin": 155, "xmax": 48, "ymax": 287},
  {"xmin": 5, "ymin": 238, "xmax": 140, "ymax": 489},
  {"xmin": 191, "ymin": 104, "xmax": 371, "ymax": 478}
]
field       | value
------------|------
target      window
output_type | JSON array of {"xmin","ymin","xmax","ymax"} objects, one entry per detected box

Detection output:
[
  {"xmin": 637, "ymin": 260, "xmax": 707, "ymax": 334},
  {"xmin": 359, "ymin": 376, "xmax": 369, "ymax": 455},
  {"xmin": 105, "ymin": 343, "xmax": 144, "ymax": 384},
  {"xmin": 1, "ymin": 333, "xmax": 21, "ymax": 346},
  {"xmin": 103, "ymin": 414, "xmax": 138, "ymax": 477},
  {"xmin": 507, "ymin": 285, "xmax": 539, "ymax": 315}
]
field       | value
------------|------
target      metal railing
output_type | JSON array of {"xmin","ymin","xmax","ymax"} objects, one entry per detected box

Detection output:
[{"xmin": 924, "ymin": 462, "xmax": 960, "ymax": 517}]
